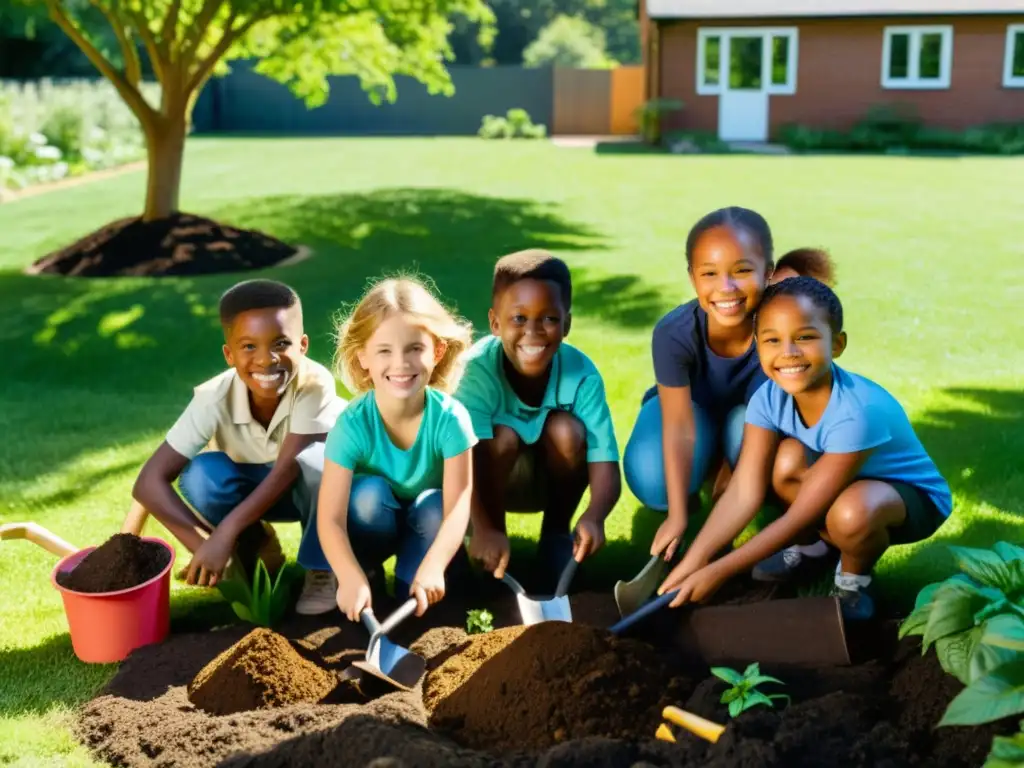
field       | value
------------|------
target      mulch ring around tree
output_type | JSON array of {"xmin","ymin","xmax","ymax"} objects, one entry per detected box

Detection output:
[
  {"xmin": 75, "ymin": 585, "xmax": 1017, "ymax": 768},
  {"xmin": 24, "ymin": 212, "xmax": 301, "ymax": 277}
]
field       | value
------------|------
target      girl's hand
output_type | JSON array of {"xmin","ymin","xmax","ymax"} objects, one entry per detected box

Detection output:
[
  {"xmin": 665, "ymin": 563, "xmax": 729, "ymax": 608},
  {"xmin": 651, "ymin": 516, "xmax": 687, "ymax": 561},
  {"xmin": 469, "ymin": 526, "xmax": 511, "ymax": 578},
  {"xmin": 410, "ymin": 561, "xmax": 446, "ymax": 616},
  {"xmin": 336, "ymin": 574, "xmax": 372, "ymax": 622},
  {"xmin": 573, "ymin": 515, "xmax": 605, "ymax": 561}
]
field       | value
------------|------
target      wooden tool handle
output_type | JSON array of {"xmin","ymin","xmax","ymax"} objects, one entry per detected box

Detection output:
[
  {"xmin": 662, "ymin": 706, "xmax": 725, "ymax": 743},
  {"xmin": 0, "ymin": 522, "xmax": 78, "ymax": 558}
]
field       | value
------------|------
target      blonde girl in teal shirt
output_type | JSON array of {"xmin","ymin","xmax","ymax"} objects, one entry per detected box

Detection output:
[{"xmin": 317, "ymin": 278, "xmax": 477, "ymax": 620}]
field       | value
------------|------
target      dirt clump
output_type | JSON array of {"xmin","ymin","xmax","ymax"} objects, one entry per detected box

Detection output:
[
  {"xmin": 56, "ymin": 533, "xmax": 169, "ymax": 593},
  {"xmin": 26, "ymin": 212, "xmax": 298, "ymax": 277},
  {"xmin": 188, "ymin": 628, "xmax": 337, "ymax": 716},
  {"xmin": 426, "ymin": 621, "xmax": 692, "ymax": 753}
]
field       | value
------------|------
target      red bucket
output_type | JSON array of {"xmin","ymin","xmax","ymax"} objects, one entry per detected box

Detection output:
[{"xmin": 50, "ymin": 537, "xmax": 175, "ymax": 664}]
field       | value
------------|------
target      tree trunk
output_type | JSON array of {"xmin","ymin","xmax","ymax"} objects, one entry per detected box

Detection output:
[{"xmin": 142, "ymin": 115, "xmax": 188, "ymax": 222}]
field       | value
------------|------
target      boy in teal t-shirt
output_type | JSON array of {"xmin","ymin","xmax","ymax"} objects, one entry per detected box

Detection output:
[{"xmin": 455, "ymin": 249, "xmax": 621, "ymax": 588}]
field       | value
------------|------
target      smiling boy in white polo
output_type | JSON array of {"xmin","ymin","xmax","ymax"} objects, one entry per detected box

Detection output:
[{"xmin": 130, "ymin": 279, "xmax": 345, "ymax": 614}]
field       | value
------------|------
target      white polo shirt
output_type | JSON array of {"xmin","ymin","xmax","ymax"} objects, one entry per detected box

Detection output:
[{"xmin": 165, "ymin": 356, "xmax": 345, "ymax": 465}]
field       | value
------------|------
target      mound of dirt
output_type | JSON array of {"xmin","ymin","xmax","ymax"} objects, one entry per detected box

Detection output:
[
  {"xmin": 56, "ymin": 533, "xmax": 169, "ymax": 593},
  {"xmin": 26, "ymin": 212, "xmax": 298, "ymax": 277},
  {"xmin": 188, "ymin": 628, "xmax": 338, "ymax": 716},
  {"xmin": 426, "ymin": 622, "xmax": 692, "ymax": 752}
]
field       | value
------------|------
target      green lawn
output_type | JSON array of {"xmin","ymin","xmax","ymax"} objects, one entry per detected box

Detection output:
[{"xmin": 1, "ymin": 137, "xmax": 1022, "ymax": 766}]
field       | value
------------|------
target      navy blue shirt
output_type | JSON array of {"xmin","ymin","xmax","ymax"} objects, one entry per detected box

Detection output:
[{"xmin": 645, "ymin": 300, "xmax": 766, "ymax": 419}]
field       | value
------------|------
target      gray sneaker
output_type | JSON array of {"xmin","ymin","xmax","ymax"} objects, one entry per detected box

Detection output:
[
  {"xmin": 295, "ymin": 570, "xmax": 338, "ymax": 615},
  {"xmin": 751, "ymin": 547, "xmax": 810, "ymax": 583}
]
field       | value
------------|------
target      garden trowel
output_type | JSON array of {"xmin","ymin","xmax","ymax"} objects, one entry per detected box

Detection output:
[
  {"xmin": 502, "ymin": 558, "xmax": 577, "ymax": 625},
  {"xmin": 614, "ymin": 555, "xmax": 671, "ymax": 618},
  {"xmin": 346, "ymin": 597, "xmax": 426, "ymax": 692},
  {"xmin": 0, "ymin": 522, "xmax": 77, "ymax": 558}
]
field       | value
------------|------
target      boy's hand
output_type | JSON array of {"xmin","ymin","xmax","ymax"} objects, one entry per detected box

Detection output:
[
  {"xmin": 572, "ymin": 514, "xmax": 605, "ymax": 562},
  {"xmin": 651, "ymin": 516, "xmax": 687, "ymax": 561},
  {"xmin": 469, "ymin": 526, "xmax": 511, "ymax": 578},
  {"xmin": 337, "ymin": 575, "xmax": 372, "ymax": 622},
  {"xmin": 186, "ymin": 529, "xmax": 235, "ymax": 587},
  {"xmin": 410, "ymin": 561, "xmax": 446, "ymax": 616},
  {"xmin": 664, "ymin": 562, "xmax": 729, "ymax": 608}
]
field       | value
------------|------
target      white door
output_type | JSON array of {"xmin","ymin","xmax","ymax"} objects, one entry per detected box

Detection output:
[{"xmin": 718, "ymin": 34, "xmax": 769, "ymax": 142}]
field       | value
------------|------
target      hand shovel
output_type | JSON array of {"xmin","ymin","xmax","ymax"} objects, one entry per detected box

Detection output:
[
  {"xmin": 614, "ymin": 555, "xmax": 671, "ymax": 618},
  {"xmin": 502, "ymin": 558, "xmax": 577, "ymax": 625},
  {"xmin": 345, "ymin": 597, "xmax": 427, "ymax": 692}
]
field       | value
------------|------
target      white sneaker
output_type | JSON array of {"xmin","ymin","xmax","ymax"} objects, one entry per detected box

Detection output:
[{"xmin": 295, "ymin": 570, "xmax": 338, "ymax": 615}]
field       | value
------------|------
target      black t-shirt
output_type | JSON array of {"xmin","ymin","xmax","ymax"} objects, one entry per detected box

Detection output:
[{"xmin": 643, "ymin": 300, "xmax": 766, "ymax": 419}]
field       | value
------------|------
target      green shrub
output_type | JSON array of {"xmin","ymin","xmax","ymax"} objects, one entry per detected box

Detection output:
[
  {"xmin": 634, "ymin": 98, "xmax": 683, "ymax": 145},
  {"xmin": 478, "ymin": 108, "xmax": 547, "ymax": 140}
]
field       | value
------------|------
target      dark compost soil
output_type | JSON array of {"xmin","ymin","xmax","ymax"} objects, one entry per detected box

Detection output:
[
  {"xmin": 26, "ymin": 213, "xmax": 298, "ymax": 277},
  {"xmin": 76, "ymin": 584, "xmax": 1016, "ymax": 768},
  {"xmin": 56, "ymin": 533, "xmax": 169, "ymax": 593}
]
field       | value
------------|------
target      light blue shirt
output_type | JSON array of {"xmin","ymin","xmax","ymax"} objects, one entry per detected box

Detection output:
[
  {"xmin": 324, "ymin": 388, "xmax": 477, "ymax": 500},
  {"xmin": 453, "ymin": 335, "xmax": 619, "ymax": 463},
  {"xmin": 746, "ymin": 365, "xmax": 952, "ymax": 517}
]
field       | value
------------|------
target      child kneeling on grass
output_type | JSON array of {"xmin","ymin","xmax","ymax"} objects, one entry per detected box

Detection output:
[
  {"xmin": 658, "ymin": 276, "xmax": 952, "ymax": 621},
  {"xmin": 317, "ymin": 277, "xmax": 478, "ymax": 620},
  {"xmin": 131, "ymin": 279, "xmax": 346, "ymax": 615},
  {"xmin": 455, "ymin": 249, "xmax": 621, "ymax": 587}
]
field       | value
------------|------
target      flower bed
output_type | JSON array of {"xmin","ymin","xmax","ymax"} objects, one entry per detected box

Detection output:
[{"xmin": 0, "ymin": 78, "xmax": 155, "ymax": 194}]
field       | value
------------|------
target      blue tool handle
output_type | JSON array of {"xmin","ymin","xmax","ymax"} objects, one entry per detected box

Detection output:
[{"xmin": 608, "ymin": 590, "xmax": 678, "ymax": 635}]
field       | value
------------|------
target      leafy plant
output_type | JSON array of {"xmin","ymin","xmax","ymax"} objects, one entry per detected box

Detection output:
[
  {"xmin": 899, "ymin": 541, "xmax": 1024, "ymax": 726},
  {"xmin": 634, "ymin": 98, "xmax": 683, "ymax": 145},
  {"xmin": 466, "ymin": 608, "xmax": 494, "ymax": 634},
  {"xmin": 216, "ymin": 559, "xmax": 292, "ymax": 629},
  {"xmin": 711, "ymin": 663, "xmax": 790, "ymax": 718},
  {"xmin": 478, "ymin": 109, "xmax": 547, "ymax": 140},
  {"xmin": 985, "ymin": 721, "xmax": 1024, "ymax": 768}
]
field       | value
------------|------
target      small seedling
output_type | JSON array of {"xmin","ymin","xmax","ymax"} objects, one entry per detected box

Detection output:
[
  {"xmin": 216, "ymin": 559, "xmax": 291, "ymax": 628},
  {"xmin": 711, "ymin": 662, "xmax": 790, "ymax": 718},
  {"xmin": 466, "ymin": 608, "xmax": 494, "ymax": 634}
]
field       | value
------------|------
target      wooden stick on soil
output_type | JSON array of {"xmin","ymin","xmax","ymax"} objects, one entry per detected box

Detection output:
[{"xmin": 662, "ymin": 706, "xmax": 726, "ymax": 743}]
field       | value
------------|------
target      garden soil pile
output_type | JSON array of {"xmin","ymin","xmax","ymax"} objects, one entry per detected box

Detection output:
[
  {"xmin": 77, "ymin": 592, "xmax": 1015, "ymax": 768},
  {"xmin": 26, "ymin": 213, "xmax": 298, "ymax": 277},
  {"xmin": 188, "ymin": 628, "xmax": 338, "ymax": 716},
  {"xmin": 56, "ymin": 533, "xmax": 168, "ymax": 593},
  {"xmin": 425, "ymin": 622, "xmax": 692, "ymax": 751}
]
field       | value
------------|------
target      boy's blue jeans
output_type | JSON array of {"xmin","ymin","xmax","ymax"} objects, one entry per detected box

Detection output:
[
  {"xmin": 178, "ymin": 443, "xmax": 329, "ymax": 571},
  {"xmin": 346, "ymin": 475, "xmax": 444, "ymax": 591},
  {"xmin": 623, "ymin": 396, "xmax": 746, "ymax": 512}
]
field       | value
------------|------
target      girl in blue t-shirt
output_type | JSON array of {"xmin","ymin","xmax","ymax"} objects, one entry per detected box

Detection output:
[
  {"xmin": 657, "ymin": 277, "xmax": 951, "ymax": 621},
  {"xmin": 317, "ymin": 277, "xmax": 478, "ymax": 621},
  {"xmin": 623, "ymin": 206, "xmax": 835, "ymax": 562}
]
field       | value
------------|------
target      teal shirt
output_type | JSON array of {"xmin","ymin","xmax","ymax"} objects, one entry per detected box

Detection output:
[
  {"xmin": 454, "ymin": 335, "xmax": 619, "ymax": 463},
  {"xmin": 324, "ymin": 388, "xmax": 477, "ymax": 500}
]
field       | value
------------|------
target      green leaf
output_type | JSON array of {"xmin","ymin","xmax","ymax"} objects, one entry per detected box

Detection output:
[
  {"xmin": 936, "ymin": 626, "xmax": 983, "ymax": 685},
  {"xmin": 746, "ymin": 674, "xmax": 786, "ymax": 687},
  {"xmin": 923, "ymin": 581, "xmax": 990, "ymax": 650},
  {"xmin": 231, "ymin": 602, "xmax": 254, "ymax": 623},
  {"xmin": 971, "ymin": 643, "xmax": 1020, "ymax": 685},
  {"xmin": 742, "ymin": 662, "xmax": 760, "ymax": 679},
  {"xmin": 900, "ymin": 603, "xmax": 934, "ymax": 640},
  {"xmin": 994, "ymin": 543, "xmax": 1024, "ymax": 564},
  {"xmin": 216, "ymin": 578, "xmax": 253, "ymax": 608},
  {"xmin": 983, "ymin": 722, "xmax": 1024, "ymax": 768},
  {"xmin": 711, "ymin": 667, "xmax": 743, "ymax": 685},
  {"xmin": 940, "ymin": 657, "xmax": 1024, "ymax": 727},
  {"xmin": 769, "ymin": 693, "xmax": 792, "ymax": 706},
  {"xmin": 981, "ymin": 614, "xmax": 1024, "ymax": 653},
  {"xmin": 914, "ymin": 581, "xmax": 945, "ymax": 611},
  {"xmin": 951, "ymin": 546, "xmax": 1017, "ymax": 592},
  {"xmin": 728, "ymin": 697, "xmax": 743, "ymax": 718},
  {"xmin": 721, "ymin": 688, "xmax": 740, "ymax": 704},
  {"xmin": 742, "ymin": 690, "xmax": 776, "ymax": 710}
]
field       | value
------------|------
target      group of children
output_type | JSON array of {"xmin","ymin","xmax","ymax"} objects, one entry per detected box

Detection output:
[{"xmin": 129, "ymin": 206, "xmax": 952, "ymax": 622}]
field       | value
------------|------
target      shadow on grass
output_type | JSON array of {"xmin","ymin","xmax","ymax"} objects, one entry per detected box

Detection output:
[{"xmin": 3, "ymin": 188, "xmax": 667, "ymax": 499}]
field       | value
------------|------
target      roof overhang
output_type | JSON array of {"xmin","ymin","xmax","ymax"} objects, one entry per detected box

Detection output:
[{"xmin": 647, "ymin": 0, "xmax": 1024, "ymax": 20}]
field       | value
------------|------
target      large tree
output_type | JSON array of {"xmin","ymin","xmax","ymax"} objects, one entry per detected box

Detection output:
[{"xmin": 25, "ymin": 0, "xmax": 493, "ymax": 221}]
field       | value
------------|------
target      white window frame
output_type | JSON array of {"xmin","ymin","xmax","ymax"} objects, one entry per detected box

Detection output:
[
  {"xmin": 881, "ymin": 25, "xmax": 954, "ymax": 90},
  {"xmin": 1004, "ymin": 24, "xmax": 1024, "ymax": 88},
  {"xmin": 696, "ymin": 27, "xmax": 799, "ymax": 97}
]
